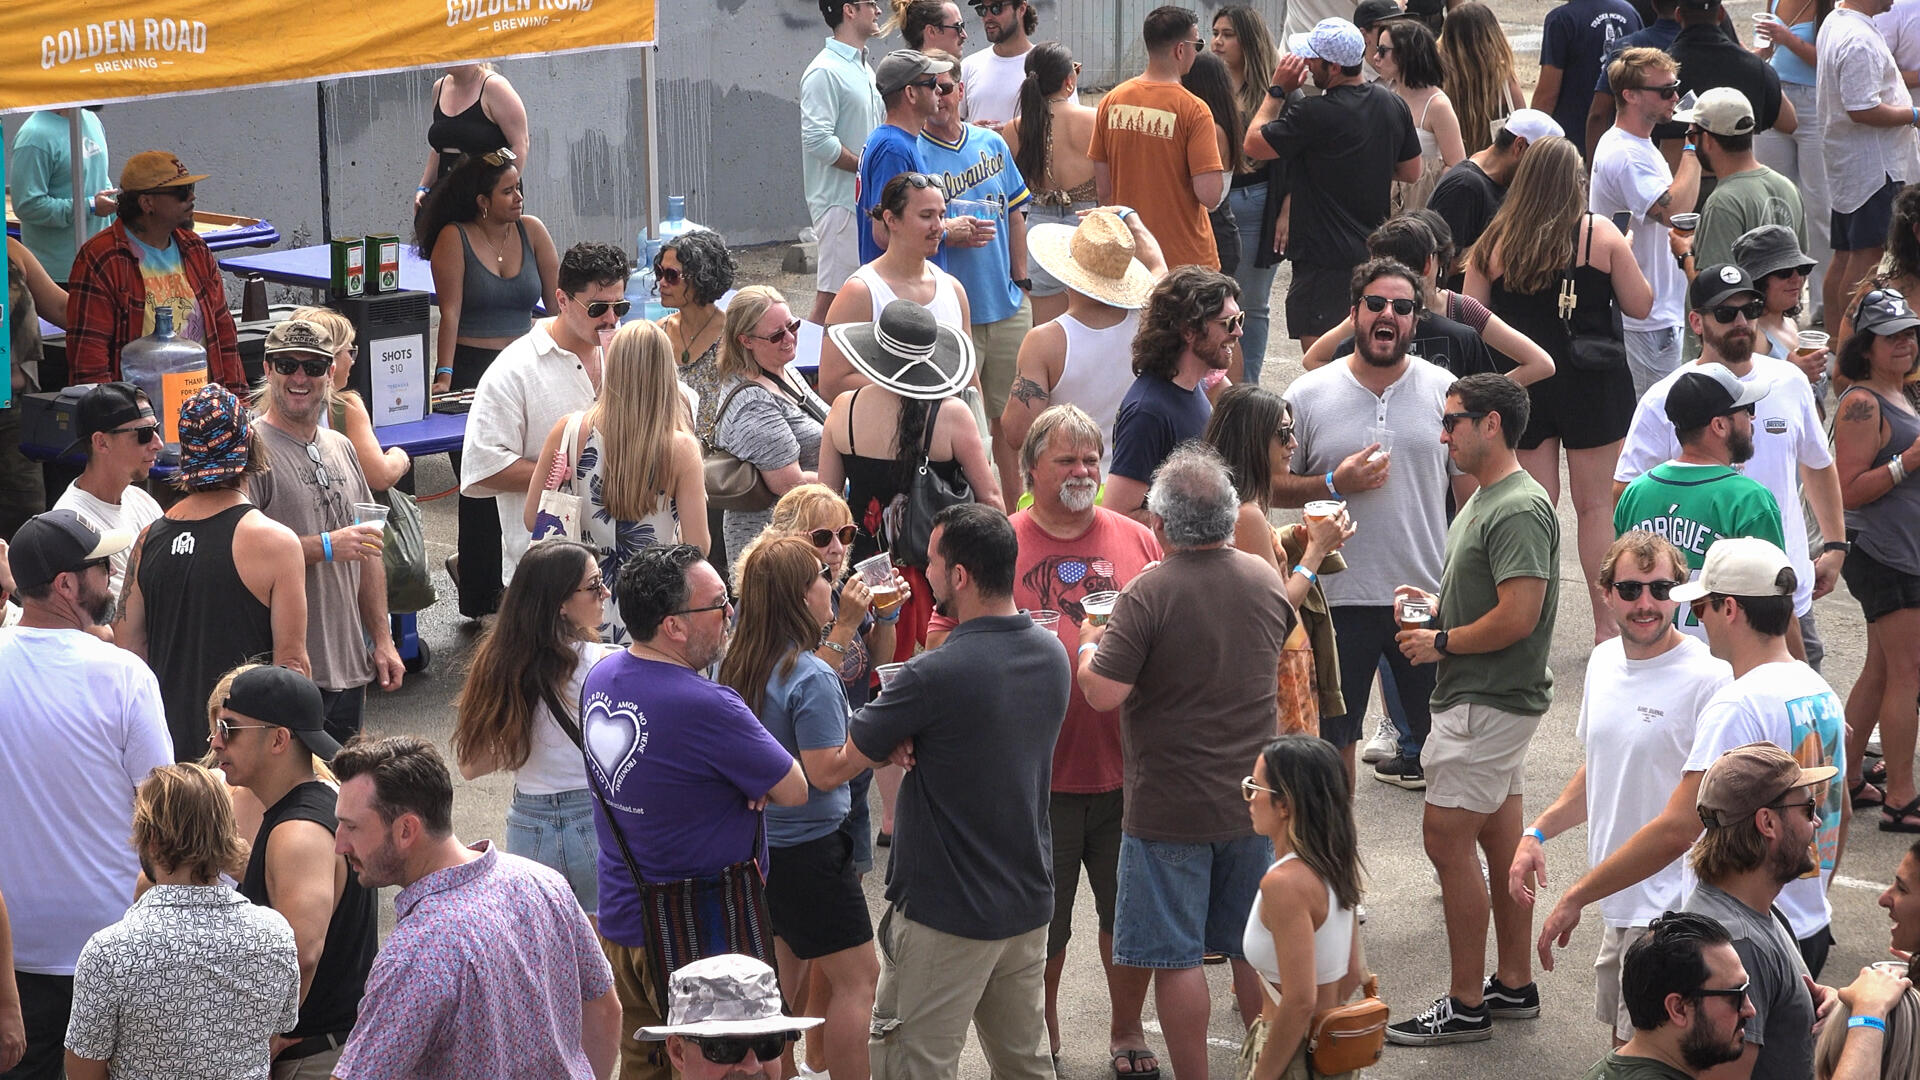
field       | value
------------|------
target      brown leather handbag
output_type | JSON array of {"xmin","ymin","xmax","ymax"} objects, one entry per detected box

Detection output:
[{"xmin": 1306, "ymin": 975, "xmax": 1389, "ymax": 1075}]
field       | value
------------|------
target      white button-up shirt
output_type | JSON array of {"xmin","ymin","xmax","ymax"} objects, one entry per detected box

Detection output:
[{"xmin": 1818, "ymin": 6, "xmax": 1920, "ymax": 213}]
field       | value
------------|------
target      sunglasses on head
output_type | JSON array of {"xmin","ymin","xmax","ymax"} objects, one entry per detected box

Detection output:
[
  {"xmin": 809, "ymin": 524, "xmax": 859, "ymax": 547},
  {"xmin": 271, "ymin": 357, "xmax": 333, "ymax": 378},
  {"xmin": 1708, "ymin": 299, "xmax": 1766, "ymax": 323},
  {"xmin": 1361, "ymin": 294, "xmax": 1418, "ymax": 316},
  {"xmin": 1608, "ymin": 579, "xmax": 1682, "ymax": 602},
  {"xmin": 685, "ymin": 1033, "xmax": 797, "ymax": 1065},
  {"xmin": 751, "ymin": 318, "xmax": 804, "ymax": 345},
  {"xmin": 107, "ymin": 423, "xmax": 162, "ymax": 445},
  {"xmin": 574, "ymin": 298, "xmax": 632, "ymax": 319}
]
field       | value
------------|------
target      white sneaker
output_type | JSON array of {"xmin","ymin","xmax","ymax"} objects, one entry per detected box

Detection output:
[{"xmin": 1361, "ymin": 718, "xmax": 1398, "ymax": 764}]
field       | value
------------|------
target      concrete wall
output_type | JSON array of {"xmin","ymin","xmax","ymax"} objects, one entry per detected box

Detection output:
[{"xmin": 8, "ymin": 0, "xmax": 1290, "ymax": 261}]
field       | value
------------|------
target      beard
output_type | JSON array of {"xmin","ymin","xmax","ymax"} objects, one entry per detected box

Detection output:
[
  {"xmin": 348, "ymin": 833, "xmax": 407, "ymax": 889},
  {"xmin": 1767, "ymin": 833, "xmax": 1818, "ymax": 885},
  {"xmin": 1680, "ymin": 1015, "xmax": 1747, "ymax": 1070},
  {"xmin": 1728, "ymin": 425, "xmax": 1754, "ymax": 464},
  {"xmin": 1705, "ymin": 324, "xmax": 1754, "ymax": 364},
  {"xmin": 1356, "ymin": 320, "xmax": 1411, "ymax": 367},
  {"xmin": 82, "ymin": 579, "xmax": 117, "ymax": 626},
  {"xmin": 1059, "ymin": 478, "xmax": 1099, "ymax": 512}
]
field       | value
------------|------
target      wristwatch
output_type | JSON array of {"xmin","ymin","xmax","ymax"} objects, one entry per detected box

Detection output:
[
  {"xmin": 1822, "ymin": 540, "xmax": 1851, "ymax": 554},
  {"xmin": 1266, "ymin": 84, "xmax": 1288, "ymax": 99},
  {"xmin": 1433, "ymin": 629, "xmax": 1452, "ymax": 656},
  {"xmin": 1013, "ymin": 278, "xmax": 1033, "ymax": 292}
]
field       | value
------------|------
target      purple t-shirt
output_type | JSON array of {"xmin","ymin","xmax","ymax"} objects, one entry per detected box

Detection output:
[{"xmin": 581, "ymin": 652, "xmax": 798, "ymax": 948}]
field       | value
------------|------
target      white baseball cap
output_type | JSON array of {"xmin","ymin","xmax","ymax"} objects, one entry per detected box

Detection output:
[
  {"xmin": 1500, "ymin": 108, "xmax": 1565, "ymax": 142},
  {"xmin": 1288, "ymin": 18, "xmax": 1366, "ymax": 68},
  {"xmin": 1669, "ymin": 537, "xmax": 1795, "ymax": 603}
]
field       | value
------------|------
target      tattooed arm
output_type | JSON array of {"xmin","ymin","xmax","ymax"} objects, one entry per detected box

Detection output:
[
  {"xmin": 1641, "ymin": 148, "xmax": 1701, "ymax": 228},
  {"xmin": 1833, "ymin": 387, "xmax": 1907, "ymax": 509},
  {"xmin": 999, "ymin": 322, "xmax": 1069, "ymax": 465}
]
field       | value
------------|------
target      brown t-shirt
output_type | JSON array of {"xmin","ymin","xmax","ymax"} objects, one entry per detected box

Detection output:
[
  {"xmin": 1087, "ymin": 77, "xmax": 1224, "ymax": 271},
  {"xmin": 1090, "ymin": 545, "xmax": 1294, "ymax": 843},
  {"xmin": 249, "ymin": 420, "xmax": 375, "ymax": 691}
]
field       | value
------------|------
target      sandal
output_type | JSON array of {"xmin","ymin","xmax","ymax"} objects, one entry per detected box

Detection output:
[
  {"xmin": 1882, "ymin": 795, "xmax": 1920, "ymax": 834},
  {"xmin": 1113, "ymin": 1048, "xmax": 1161, "ymax": 1078},
  {"xmin": 1866, "ymin": 760, "xmax": 1889, "ymax": 787},
  {"xmin": 1854, "ymin": 778, "xmax": 1887, "ymax": 809}
]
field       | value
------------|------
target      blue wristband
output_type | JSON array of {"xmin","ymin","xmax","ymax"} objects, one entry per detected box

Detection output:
[
  {"xmin": 321, "ymin": 531, "xmax": 333, "ymax": 562},
  {"xmin": 1292, "ymin": 564, "xmax": 1316, "ymax": 584},
  {"xmin": 1525, "ymin": 827, "xmax": 1546, "ymax": 844},
  {"xmin": 1324, "ymin": 470, "xmax": 1341, "ymax": 499},
  {"xmin": 1851, "ymin": 1015, "xmax": 1888, "ymax": 1032},
  {"xmin": 874, "ymin": 609, "xmax": 901, "ymax": 623}
]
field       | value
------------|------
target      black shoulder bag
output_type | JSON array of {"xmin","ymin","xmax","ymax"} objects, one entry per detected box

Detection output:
[
  {"xmin": 1559, "ymin": 215, "xmax": 1629, "ymax": 372},
  {"xmin": 892, "ymin": 400, "xmax": 973, "ymax": 568}
]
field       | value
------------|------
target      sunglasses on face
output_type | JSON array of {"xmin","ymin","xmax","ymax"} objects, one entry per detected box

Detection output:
[
  {"xmin": 1688, "ymin": 594, "xmax": 1725, "ymax": 620},
  {"xmin": 932, "ymin": 20, "xmax": 968, "ymax": 36},
  {"xmin": 1214, "ymin": 313, "xmax": 1246, "ymax": 333},
  {"xmin": 1694, "ymin": 981, "xmax": 1751, "ymax": 1004},
  {"xmin": 1766, "ymin": 794, "xmax": 1819, "ymax": 821},
  {"xmin": 108, "ymin": 423, "xmax": 162, "ymax": 445},
  {"xmin": 1636, "ymin": 82, "xmax": 1682, "ymax": 99},
  {"xmin": 685, "ymin": 1033, "xmax": 798, "ymax": 1065},
  {"xmin": 933, "ymin": 80, "xmax": 959, "ymax": 95},
  {"xmin": 270, "ymin": 357, "xmax": 334, "ymax": 378},
  {"xmin": 751, "ymin": 318, "xmax": 804, "ymax": 345},
  {"xmin": 576, "ymin": 576, "xmax": 607, "ymax": 595},
  {"xmin": 574, "ymin": 298, "xmax": 632, "ymax": 319},
  {"xmin": 1764, "ymin": 267, "xmax": 1810, "ymax": 282},
  {"xmin": 1608, "ymin": 579, "xmax": 1682, "ymax": 602},
  {"xmin": 810, "ymin": 524, "xmax": 859, "ymax": 547},
  {"xmin": 480, "ymin": 147, "xmax": 518, "ymax": 166},
  {"xmin": 211, "ymin": 717, "xmax": 275, "ymax": 742},
  {"xmin": 978, "ymin": 1, "xmax": 1016, "ymax": 14},
  {"xmin": 1441, "ymin": 409, "xmax": 1489, "ymax": 433},
  {"xmin": 651, "ymin": 262, "xmax": 682, "ymax": 286},
  {"xmin": 141, "ymin": 184, "xmax": 194, "ymax": 201},
  {"xmin": 1708, "ymin": 300, "xmax": 1766, "ymax": 323},
  {"xmin": 1374, "ymin": 44, "xmax": 1393, "ymax": 56},
  {"xmin": 1241, "ymin": 776, "xmax": 1282, "ymax": 801},
  {"xmin": 1276, "ymin": 423, "xmax": 1295, "ymax": 445},
  {"xmin": 1361, "ymin": 294, "xmax": 1418, "ymax": 316}
]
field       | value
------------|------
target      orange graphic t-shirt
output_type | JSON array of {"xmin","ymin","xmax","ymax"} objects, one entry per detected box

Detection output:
[
  {"xmin": 1087, "ymin": 77, "xmax": 1224, "ymax": 271},
  {"xmin": 130, "ymin": 234, "xmax": 207, "ymax": 344}
]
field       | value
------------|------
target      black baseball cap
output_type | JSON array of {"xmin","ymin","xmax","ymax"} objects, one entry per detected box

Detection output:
[
  {"xmin": 62, "ymin": 381, "xmax": 154, "ymax": 456},
  {"xmin": 9, "ymin": 509, "xmax": 133, "ymax": 593},
  {"xmin": 1688, "ymin": 263, "xmax": 1761, "ymax": 312},
  {"xmin": 1665, "ymin": 365, "xmax": 1770, "ymax": 429},
  {"xmin": 1354, "ymin": 0, "xmax": 1406, "ymax": 29},
  {"xmin": 223, "ymin": 666, "xmax": 342, "ymax": 761}
]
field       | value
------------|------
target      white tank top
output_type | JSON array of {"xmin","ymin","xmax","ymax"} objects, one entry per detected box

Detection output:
[
  {"xmin": 851, "ymin": 262, "xmax": 965, "ymax": 331},
  {"xmin": 1048, "ymin": 310, "xmax": 1140, "ymax": 471},
  {"xmin": 1241, "ymin": 853, "xmax": 1355, "ymax": 987}
]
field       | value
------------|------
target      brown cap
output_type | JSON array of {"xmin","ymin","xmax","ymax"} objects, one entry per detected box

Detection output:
[
  {"xmin": 119, "ymin": 150, "xmax": 209, "ymax": 193},
  {"xmin": 1696, "ymin": 742, "xmax": 1837, "ymax": 829}
]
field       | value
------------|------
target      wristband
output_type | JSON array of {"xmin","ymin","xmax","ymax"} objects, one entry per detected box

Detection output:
[
  {"xmin": 1893, "ymin": 457, "xmax": 1909, "ymax": 485},
  {"xmin": 1324, "ymin": 470, "xmax": 1341, "ymax": 499},
  {"xmin": 418, "ymin": 185, "xmax": 431, "ymax": 193},
  {"xmin": 1912, "ymin": 108, "xmax": 1917, "ymax": 127},
  {"xmin": 1113, "ymin": 206, "xmax": 1136, "ymax": 221},
  {"xmin": 1822, "ymin": 540, "xmax": 1851, "ymax": 554},
  {"xmin": 1683, "ymin": 143, "xmax": 1696, "ymax": 154},
  {"xmin": 1292, "ymin": 564, "xmax": 1317, "ymax": 584},
  {"xmin": 1524, "ymin": 827, "xmax": 1546, "ymax": 844},
  {"xmin": 1850, "ymin": 1015, "xmax": 1888, "ymax": 1032},
  {"xmin": 1078, "ymin": 642, "xmax": 1100, "ymax": 658},
  {"xmin": 436, "ymin": 366, "xmax": 454, "ymax": 376},
  {"xmin": 874, "ymin": 608, "xmax": 901, "ymax": 623},
  {"xmin": 321, "ymin": 531, "xmax": 334, "ymax": 562},
  {"xmin": 820, "ymin": 638, "xmax": 849, "ymax": 656}
]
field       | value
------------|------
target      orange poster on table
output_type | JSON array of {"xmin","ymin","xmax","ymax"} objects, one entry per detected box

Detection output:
[{"xmin": 0, "ymin": 0, "xmax": 655, "ymax": 113}]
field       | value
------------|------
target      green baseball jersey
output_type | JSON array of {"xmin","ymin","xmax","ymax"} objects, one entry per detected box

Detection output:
[{"xmin": 1614, "ymin": 461, "xmax": 1785, "ymax": 639}]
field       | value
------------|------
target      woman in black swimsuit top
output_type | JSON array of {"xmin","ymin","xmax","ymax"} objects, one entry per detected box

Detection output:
[{"xmin": 416, "ymin": 64, "xmax": 530, "ymax": 207}]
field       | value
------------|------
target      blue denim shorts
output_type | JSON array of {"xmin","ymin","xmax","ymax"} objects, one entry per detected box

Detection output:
[
  {"xmin": 1112, "ymin": 832, "xmax": 1273, "ymax": 969},
  {"xmin": 506, "ymin": 787, "xmax": 600, "ymax": 914}
]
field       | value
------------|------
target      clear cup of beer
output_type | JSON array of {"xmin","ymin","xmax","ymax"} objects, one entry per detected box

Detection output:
[
  {"xmin": 1794, "ymin": 330, "xmax": 1828, "ymax": 359},
  {"xmin": 875, "ymin": 662, "xmax": 907, "ymax": 691},
  {"xmin": 1304, "ymin": 499, "xmax": 1343, "ymax": 523},
  {"xmin": 1398, "ymin": 596, "xmax": 1433, "ymax": 632},
  {"xmin": 1080, "ymin": 591, "xmax": 1118, "ymax": 626},
  {"xmin": 1029, "ymin": 609, "xmax": 1060, "ymax": 629},
  {"xmin": 856, "ymin": 552, "xmax": 904, "ymax": 617}
]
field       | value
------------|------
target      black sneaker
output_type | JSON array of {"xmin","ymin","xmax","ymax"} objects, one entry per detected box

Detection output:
[
  {"xmin": 1372, "ymin": 755, "xmax": 1427, "ymax": 790},
  {"xmin": 1482, "ymin": 976, "xmax": 1541, "ymax": 1019},
  {"xmin": 1386, "ymin": 994, "xmax": 1492, "ymax": 1045}
]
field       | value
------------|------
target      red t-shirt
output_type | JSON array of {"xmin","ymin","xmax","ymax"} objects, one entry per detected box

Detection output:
[{"xmin": 929, "ymin": 507, "xmax": 1162, "ymax": 793}]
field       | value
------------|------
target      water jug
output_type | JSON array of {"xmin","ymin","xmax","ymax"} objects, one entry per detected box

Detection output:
[
  {"xmin": 624, "ymin": 196, "xmax": 704, "ymax": 323},
  {"xmin": 118, "ymin": 305, "xmax": 209, "ymax": 462}
]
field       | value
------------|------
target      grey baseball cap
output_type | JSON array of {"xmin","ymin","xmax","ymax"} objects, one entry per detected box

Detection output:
[
  {"xmin": 635, "ymin": 955, "xmax": 826, "ymax": 1040},
  {"xmin": 875, "ymin": 49, "xmax": 953, "ymax": 96}
]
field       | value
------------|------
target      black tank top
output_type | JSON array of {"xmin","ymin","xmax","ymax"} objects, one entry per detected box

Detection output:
[
  {"xmin": 239, "ymin": 781, "xmax": 377, "ymax": 1039},
  {"xmin": 428, "ymin": 73, "xmax": 509, "ymax": 179},
  {"xmin": 841, "ymin": 388, "xmax": 963, "ymax": 564},
  {"xmin": 138, "ymin": 505, "xmax": 275, "ymax": 761}
]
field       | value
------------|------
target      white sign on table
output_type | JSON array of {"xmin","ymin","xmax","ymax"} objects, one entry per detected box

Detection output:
[{"xmin": 370, "ymin": 333, "xmax": 428, "ymax": 427}]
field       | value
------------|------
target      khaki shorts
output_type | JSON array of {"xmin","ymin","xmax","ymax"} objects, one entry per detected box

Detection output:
[
  {"xmin": 815, "ymin": 204, "xmax": 860, "ymax": 295},
  {"xmin": 1594, "ymin": 924, "xmax": 1652, "ymax": 1042},
  {"xmin": 973, "ymin": 294, "xmax": 1033, "ymax": 420},
  {"xmin": 1420, "ymin": 701, "xmax": 1541, "ymax": 814}
]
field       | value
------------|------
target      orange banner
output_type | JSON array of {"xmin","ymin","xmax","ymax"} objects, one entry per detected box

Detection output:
[{"xmin": 0, "ymin": 0, "xmax": 655, "ymax": 113}]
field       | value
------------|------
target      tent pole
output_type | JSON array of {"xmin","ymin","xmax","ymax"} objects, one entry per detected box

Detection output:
[
  {"xmin": 640, "ymin": 46, "xmax": 661, "ymax": 243},
  {"xmin": 70, "ymin": 109, "xmax": 85, "ymax": 259}
]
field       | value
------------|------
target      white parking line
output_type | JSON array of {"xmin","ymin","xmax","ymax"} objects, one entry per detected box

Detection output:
[
  {"xmin": 1141, "ymin": 1020, "xmax": 1242, "ymax": 1051},
  {"xmin": 1835, "ymin": 875, "xmax": 1890, "ymax": 892}
]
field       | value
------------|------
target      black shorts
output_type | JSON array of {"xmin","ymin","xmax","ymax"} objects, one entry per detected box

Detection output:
[
  {"xmin": 1842, "ymin": 543, "xmax": 1920, "ymax": 623},
  {"xmin": 1285, "ymin": 262, "xmax": 1354, "ymax": 341},
  {"xmin": 766, "ymin": 830, "xmax": 874, "ymax": 960},
  {"xmin": 1516, "ymin": 358, "xmax": 1637, "ymax": 451},
  {"xmin": 1832, "ymin": 178, "xmax": 1901, "ymax": 252}
]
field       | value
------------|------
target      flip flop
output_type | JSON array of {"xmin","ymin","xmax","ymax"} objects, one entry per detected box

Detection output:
[
  {"xmin": 1854, "ymin": 778, "xmax": 1887, "ymax": 809},
  {"xmin": 1866, "ymin": 760, "xmax": 1889, "ymax": 786},
  {"xmin": 1882, "ymin": 795, "xmax": 1920, "ymax": 834},
  {"xmin": 1112, "ymin": 1048, "xmax": 1161, "ymax": 1079}
]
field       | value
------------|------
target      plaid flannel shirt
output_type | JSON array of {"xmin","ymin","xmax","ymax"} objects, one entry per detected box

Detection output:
[{"xmin": 65, "ymin": 220, "xmax": 245, "ymax": 390}]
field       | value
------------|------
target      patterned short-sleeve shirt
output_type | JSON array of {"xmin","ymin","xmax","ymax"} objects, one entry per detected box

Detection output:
[
  {"xmin": 333, "ymin": 841, "xmax": 615, "ymax": 1080},
  {"xmin": 65, "ymin": 885, "xmax": 300, "ymax": 1079}
]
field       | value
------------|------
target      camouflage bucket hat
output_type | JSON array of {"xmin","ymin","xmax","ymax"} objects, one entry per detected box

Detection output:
[{"xmin": 633, "ymin": 955, "xmax": 825, "ymax": 1040}]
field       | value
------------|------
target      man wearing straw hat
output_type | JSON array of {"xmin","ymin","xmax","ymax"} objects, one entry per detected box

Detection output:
[{"xmin": 1001, "ymin": 210, "xmax": 1167, "ymax": 478}]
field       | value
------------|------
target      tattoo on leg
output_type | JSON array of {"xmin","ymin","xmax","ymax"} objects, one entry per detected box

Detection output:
[{"xmin": 1009, "ymin": 375, "xmax": 1051, "ymax": 407}]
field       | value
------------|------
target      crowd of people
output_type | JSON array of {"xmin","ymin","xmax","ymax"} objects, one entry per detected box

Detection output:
[{"xmin": 13, "ymin": 0, "xmax": 1920, "ymax": 1077}]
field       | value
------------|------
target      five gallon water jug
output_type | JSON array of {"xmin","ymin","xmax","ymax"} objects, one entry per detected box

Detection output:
[
  {"xmin": 624, "ymin": 195, "xmax": 705, "ymax": 323},
  {"xmin": 118, "ymin": 306, "xmax": 208, "ymax": 463}
]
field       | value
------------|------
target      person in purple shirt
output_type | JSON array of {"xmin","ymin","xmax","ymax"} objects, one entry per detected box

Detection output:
[
  {"xmin": 328, "ymin": 736, "xmax": 620, "ymax": 1080},
  {"xmin": 582, "ymin": 543, "xmax": 809, "ymax": 1080}
]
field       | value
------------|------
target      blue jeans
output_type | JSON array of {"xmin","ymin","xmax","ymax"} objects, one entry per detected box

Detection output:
[
  {"xmin": 1227, "ymin": 181, "xmax": 1278, "ymax": 384},
  {"xmin": 506, "ymin": 787, "xmax": 600, "ymax": 913},
  {"xmin": 1112, "ymin": 832, "xmax": 1273, "ymax": 969}
]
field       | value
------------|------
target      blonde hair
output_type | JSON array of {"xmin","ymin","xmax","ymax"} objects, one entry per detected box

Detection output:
[
  {"xmin": 719, "ymin": 286, "xmax": 790, "ymax": 383},
  {"xmin": 770, "ymin": 483, "xmax": 854, "ymax": 536},
  {"xmin": 590, "ymin": 320, "xmax": 683, "ymax": 520},
  {"xmin": 1816, "ymin": 979, "xmax": 1920, "ymax": 1080},
  {"xmin": 133, "ymin": 763, "xmax": 250, "ymax": 884},
  {"xmin": 1468, "ymin": 136, "xmax": 1586, "ymax": 295},
  {"xmin": 1607, "ymin": 45, "xmax": 1680, "ymax": 94},
  {"xmin": 206, "ymin": 663, "xmax": 337, "ymax": 783},
  {"xmin": 291, "ymin": 306, "xmax": 356, "ymax": 356},
  {"xmin": 1440, "ymin": 2, "xmax": 1518, "ymax": 155}
]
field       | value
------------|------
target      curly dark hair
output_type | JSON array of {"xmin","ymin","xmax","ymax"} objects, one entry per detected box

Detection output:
[
  {"xmin": 1349, "ymin": 256, "xmax": 1427, "ymax": 312},
  {"xmin": 661, "ymin": 228, "xmax": 737, "ymax": 306},
  {"xmin": 1131, "ymin": 266, "xmax": 1240, "ymax": 380},
  {"xmin": 413, "ymin": 152, "xmax": 518, "ymax": 257},
  {"xmin": 1889, "ymin": 183, "xmax": 1920, "ymax": 283},
  {"xmin": 557, "ymin": 241, "xmax": 630, "ymax": 294},
  {"xmin": 615, "ymin": 543, "xmax": 705, "ymax": 643}
]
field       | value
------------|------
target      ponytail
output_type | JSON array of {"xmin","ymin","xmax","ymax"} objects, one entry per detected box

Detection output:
[{"xmin": 1014, "ymin": 42, "xmax": 1074, "ymax": 188}]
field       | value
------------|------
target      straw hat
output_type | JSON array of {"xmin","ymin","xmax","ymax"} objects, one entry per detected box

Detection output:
[
  {"xmin": 826, "ymin": 300, "xmax": 976, "ymax": 400},
  {"xmin": 1028, "ymin": 211, "xmax": 1156, "ymax": 310}
]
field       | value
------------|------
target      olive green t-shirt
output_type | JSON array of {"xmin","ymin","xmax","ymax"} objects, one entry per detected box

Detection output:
[
  {"xmin": 1582, "ymin": 1052, "xmax": 1694, "ymax": 1080},
  {"xmin": 1433, "ymin": 468, "xmax": 1559, "ymax": 715}
]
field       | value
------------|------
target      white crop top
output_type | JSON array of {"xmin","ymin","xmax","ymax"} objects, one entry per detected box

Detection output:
[{"xmin": 1241, "ymin": 853, "xmax": 1355, "ymax": 986}]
